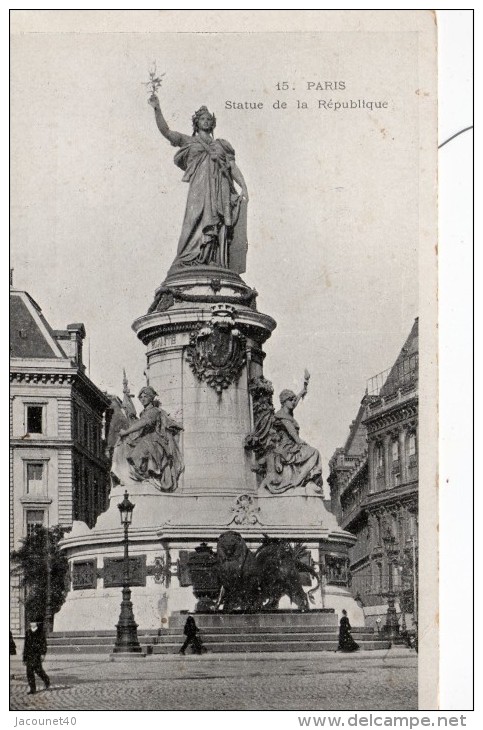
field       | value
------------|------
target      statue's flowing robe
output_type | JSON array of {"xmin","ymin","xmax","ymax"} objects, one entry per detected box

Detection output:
[
  {"xmin": 107, "ymin": 407, "xmax": 129, "ymax": 450},
  {"xmin": 124, "ymin": 403, "xmax": 184, "ymax": 492},
  {"xmin": 267, "ymin": 411, "xmax": 323, "ymax": 492},
  {"xmin": 167, "ymin": 131, "xmax": 247, "ymax": 272}
]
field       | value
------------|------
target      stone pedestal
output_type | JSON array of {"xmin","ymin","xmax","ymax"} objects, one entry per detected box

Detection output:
[
  {"xmin": 55, "ymin": 266, "xmax": 364, "ymax": 632},
  {"xmin": 132, "ymin": 266, "xmax": 275, "ymax": 499}
]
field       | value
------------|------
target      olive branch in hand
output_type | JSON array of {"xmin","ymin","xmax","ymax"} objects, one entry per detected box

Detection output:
[{"xmin": 143, "ymin": 63, "xmax": 165, "ymax": 96}]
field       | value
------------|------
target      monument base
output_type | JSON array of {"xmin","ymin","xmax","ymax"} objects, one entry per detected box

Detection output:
[
  {"xmin": 54, "ymin": 262, "xmax": 364, "ymax": 635},
  {"xmin": 55, "ymin": 480, "xmax": 365, "ymax": 632}
]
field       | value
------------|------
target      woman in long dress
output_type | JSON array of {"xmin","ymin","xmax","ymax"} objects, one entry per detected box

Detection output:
[
  {"xmin": 338, "ymin": 610, "xmax": 360, "ymax": 652},
  {"xmin": 260, "ymin": 377, "xmax": 323, "ymax": 493},
  {"xmin": 148, "ymin": 93, "xmax": 249, "ymax": 271},
  {"xmin": 117, "ymin": 386, "xmax": 183, "ymax": 492}
]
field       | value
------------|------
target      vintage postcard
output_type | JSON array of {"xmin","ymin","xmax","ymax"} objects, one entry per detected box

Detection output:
[{"xmin": 9, "ymin": 10, "xmax": 438, "ymax": 714}]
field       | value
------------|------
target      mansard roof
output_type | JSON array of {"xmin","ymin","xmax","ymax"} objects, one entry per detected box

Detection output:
[
  {"xmin": 10, "ymin": 289, "xmax": 66, "ymax": 359},
  {"xmin": 343, "ymin": 399, "xmax": 368, "ymax": 456},
  {"xmin": 379, "ymin": 317, "xmax": 419, "ymax": 399}
]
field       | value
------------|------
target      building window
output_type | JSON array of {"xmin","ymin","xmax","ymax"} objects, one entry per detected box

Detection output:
[
  {"xmin": 407, "ymin": 432, "xmax": 417, "ymax": 458},
  {"xmin": 26, "ymin": 405, "xmax": 43, "ymax": 434},
  {"xmin": 377, "ymin": 563, "xmax": 383, "ymax": 591},
  {"xmin": 25, "ymin": 510, "xmax": 44, "ymax": 537},
  {"xmin": 94, "ymin": 423, "xmax": 101, "ymax": 456},
  {"xmin": 72, "ymin": 403, "xmax": 78, "ymax": 439},
  {"xmin": 73, "ymin": 461, "xmax": 81, "ymax": 521},
  {"xmin": 375, "ymin": 515, "xmax": 381, "ymax": 544},
  {"xmin": 371, "ymin": 563, "xmax": 378, "ymax": 592},
  {"xmin": 375, "ymin": 443, "xmax": 384, "ymax": 469},
  {"xmin": 391, "ymin": 438, "xmax": 401, "ymax": 486},
  {"xmin": 408, "ymin": 512, "xmax": 417, "ymax": 538},
  {"xmin": 26, "ymin": 463, "xmax": 45, "ymax": 495}
]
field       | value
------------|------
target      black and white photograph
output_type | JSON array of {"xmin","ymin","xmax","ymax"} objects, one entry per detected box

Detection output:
[{"xmin": 8, "ymin": 8, "xmax": 470, "ymax": 718}]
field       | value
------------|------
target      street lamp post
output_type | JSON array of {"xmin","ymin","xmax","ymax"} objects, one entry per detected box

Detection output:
[
  {"xmin": 410, "ymin": 534, "xmax": 418, "ymax": 626},
  {"xmin": 113, "ymin": 491, "xmax": 142, "ymax": 654},
  {"xmin": 382, "ymin": 530, "xmax": 400, "ymax": 645},
  {"xmin": 397, "ymin": 563, "xmax": 408, "ymax": 637},
  {"xmin": 44, "ymin": 528, "xmax": 53, "ymax": 635},
  {"xmin": 408, "ymin": 533, "xmax": 418, "ymax": 647}
]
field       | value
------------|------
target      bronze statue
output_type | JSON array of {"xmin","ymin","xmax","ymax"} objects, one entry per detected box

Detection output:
[
  {"xmin": 245, "ymin": 373, "xmax": 323, "ymax": 493},
  {"xmin": 148, "ymin": 93, "xmax": 249, "ymax": 273},
  {"xmin": 111, "ymin": 386, "xmax": 184, "ymax": 492},
  {"xmin": 255, "ymin": 536, "xmax": 320, "ymax": 612},
  {"xmin": 215, "ymin": 531, "xmax": 320, "ymax": 612}
]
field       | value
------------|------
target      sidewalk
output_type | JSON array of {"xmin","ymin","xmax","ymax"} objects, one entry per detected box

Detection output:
[
  {"xmin": 9, "ymin": 647, "xmax": 418, "ymax": 711},
  {"xmin": 10, "ymin": 645, "xmax": 414, "ymax": 667}
]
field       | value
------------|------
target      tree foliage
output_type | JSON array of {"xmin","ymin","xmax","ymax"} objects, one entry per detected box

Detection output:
[{"xmin": 11, "ymin": 525, "xmax": 69, "ymax": 624}]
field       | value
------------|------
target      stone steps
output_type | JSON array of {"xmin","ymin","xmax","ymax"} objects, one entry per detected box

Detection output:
[
  {"xmin": 159, "ymin": 626, "xmax": 341, "ymax": 636},
  {"xmin": 152, "ymin": 640, "xmax": 388, "ymax": 654},
  {"xmin": 48, "ymin": 639, "xmax": 388, "ymax": 655},
  {"xmin": 156, "ymin": 627, "xmax": 374, "ymax": 644},
  {"xmin": 150, "ymin": 629, "xmax": 387, "ymax": 654},
  {"xmin": 47, "ymin": 623, "xmax": 389, "ymax": 654},
  {"xmin": 48, "ymin": 630, "xmax": 378, "ymax": 646},
  {"xmin": 168, "ymin": 610, "xmax": 338, "ymax": 629}
]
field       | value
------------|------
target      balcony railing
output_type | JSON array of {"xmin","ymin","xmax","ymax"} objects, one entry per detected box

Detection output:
[{"xmin": 367, "ymin": 353, "xmax": 419, "ymax": 397}]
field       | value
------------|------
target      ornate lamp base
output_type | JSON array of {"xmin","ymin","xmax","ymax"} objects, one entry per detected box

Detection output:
[
  {"xmin": 383, "ymin": 592, "xmax": 401, "ymax": 644},
  {"xmin": 113, "ymin": 586, "xmax": 143, "ymax": 653}
]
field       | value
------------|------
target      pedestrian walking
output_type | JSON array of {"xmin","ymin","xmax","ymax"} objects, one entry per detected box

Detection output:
[
  {"xmin": 179, "ymin": 615, "xmax": 207, "ymax": 655},
  {"xmin": 22, "ymin": 621, "xmax": 50, "ymax": 694},
  {"xmin": 10, "ymin": 631, "xmax": 17, "ymax": 656},
  {"xmin": 337, "ymin": 609, "xmax": 360, "ymax": 652}
]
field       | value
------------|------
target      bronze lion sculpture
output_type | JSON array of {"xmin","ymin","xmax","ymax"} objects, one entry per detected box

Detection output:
[{"xmin": 216, "ymin": 531, "xmax": 320, "ymax": 612}]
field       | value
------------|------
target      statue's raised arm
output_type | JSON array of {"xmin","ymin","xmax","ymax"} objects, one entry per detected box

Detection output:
[
  {"xmin": 292, "ymin": 370, "xmax": 311, "ymax": 409},
  {"xmin": 244, "ymin": 374, "xmax": 323, "ymax": 494},
  {"xmin": 148, "ymin": 94, "xmax": 192, "ymax": 147},
  {"xmin": 148, "ymin": 92, "xmax": 249, "ymax": 273}
]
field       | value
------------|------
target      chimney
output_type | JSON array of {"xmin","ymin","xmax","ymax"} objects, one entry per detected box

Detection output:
[{"xmin": 62, "ymin": 323, "xmax": 86, "ymax": 370}]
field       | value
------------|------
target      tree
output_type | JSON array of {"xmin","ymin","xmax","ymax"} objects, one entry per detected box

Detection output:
[{"xmin": 11, "ymin": 525, "xmax": 69, "ymax": 630}]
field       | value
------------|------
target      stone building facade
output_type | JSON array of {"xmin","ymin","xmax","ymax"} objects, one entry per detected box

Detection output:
[
  {"xmin": 328, "ymin": 319, "xmax": 419, "ymax": 624},
  {"xmin": 10, "ymin": 287, "xmax": 110, "ymax": 635}
]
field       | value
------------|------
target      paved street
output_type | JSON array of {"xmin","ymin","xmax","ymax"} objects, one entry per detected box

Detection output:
[{"xmin": 10, "ymin": 648, "xmax": 417, "ymax": 712}]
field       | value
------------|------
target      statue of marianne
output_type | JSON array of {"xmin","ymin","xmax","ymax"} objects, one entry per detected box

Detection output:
[{"xmin": 148, "ymin": 93, "xmax": 249, "ymax": 273}]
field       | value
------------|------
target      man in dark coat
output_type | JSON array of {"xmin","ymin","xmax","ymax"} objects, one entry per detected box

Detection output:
[
  {"xmin": 179, "ymin": 615, "xmax": 206, "ymax": 655},
  {"xmin": 22, "ymin": 621, "xmax": 50, "ymax": 694},
  {"xmin": 10, "ymin": 631, "xmax": 16, "ymax": 656}
]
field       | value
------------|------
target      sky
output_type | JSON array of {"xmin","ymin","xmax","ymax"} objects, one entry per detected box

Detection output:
[{"xmin": 10, "ymin": 17, "xmax": 421, "ymax": 487}]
